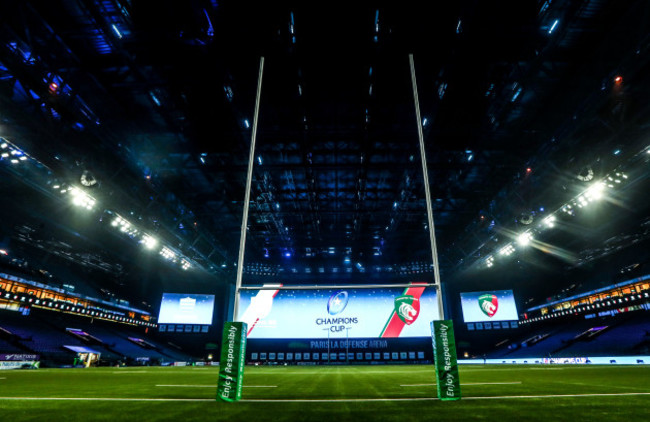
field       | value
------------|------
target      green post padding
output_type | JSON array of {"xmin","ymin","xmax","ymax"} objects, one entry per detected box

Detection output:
[
  {"xmin": 431, "ymin": 320, "xmax": 462, "ymax": 400},
  {"xmin": 217, "ymin": 321, "xmax": 247, "ymax": 402}
]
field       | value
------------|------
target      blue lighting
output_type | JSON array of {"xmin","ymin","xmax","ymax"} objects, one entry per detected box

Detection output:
[
  {"xmin": 111, "ymin": 24, "xmax": 123, "ymax": 39},
  {"xmin": 150, "ymin": 92, "xmax": 161, "ymax": 106},
  {"xmin": 199, "ymin": 156, "xmax": 206, "ymax": 164},
  {"xmin": 548, "ymin": 19, "xmax": 559, "ymax": 34},
  {"xmin": 344, "ymin": 256, "xmax": 351, "ymax": 264},
  {"xmin": 244, "ymin": 119, "xmax": 250, "ymax": 128},
  {"xmin": 203, "ymin": 9, "xmax": 214, "ymax": 37},
  {"xmin": 613, "ymin": 149, "xmax": 621, "ymax": 155},
  {"xmin": 511, "ymin": 87, "xmax": 522, "ymax": 102},
  {"xmin": 224, "ymin": 85, "xmax": 233, "ymax": 101},
  {"xmin": 264, "ymin": 249, "xmax": 270, "ymax": 258},
  {"xmin": 284, "ymin": 252, "xmax": 291, "ymax": 258},
  {"xmin": 422, "ymin": 118, "xmax": 428, "ymax": 126},
  {"xmin": 257, "ymin": 156, "xmax": 263, "ymax": 165},
  {"xmin": 467, "ymin": 154, "xmax": 473, "ymax": 162}
]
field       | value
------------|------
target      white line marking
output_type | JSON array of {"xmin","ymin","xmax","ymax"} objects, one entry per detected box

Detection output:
[
  {"xmin": 0, "ymin": 397, "xmax": 213, "ymax": 402},
  {"xmin": 0, "ymin": 377, "xmax": 6, "ymax": 379},
  {"xmin": 462, "ymin": 392, "xmax": 650, "ymax": 400},
  {"xmin": 155, "ymin": 385, "xmax": 277, "ymax": 388},
  {"xmin": 460, "ymin": 368, "xmax": 564, "ymax": 372},
  {"xmin": 463, "ymin": 382, "xmax": 522, "ymax": 385},
  {"xmin": 111, "ymin": 371, "xmax": 149, "ymax": 374},
  {"xmin": 248, "ymin": 370, "xmax": 435, "ymax": 375},
  {"xmin": 156, "ymin": 385, "xmax": 215, "ymax": 388},
  {"xmin": 400, "ymin": 382, "xmax": 522, "ymax": 387},
  {"xmin": 241, "ymin": 392, "xmax": 650, "ymax": 402},
  {"xmin": 1, "ymin": 392, "xmax": 649, "ymax": 403}
]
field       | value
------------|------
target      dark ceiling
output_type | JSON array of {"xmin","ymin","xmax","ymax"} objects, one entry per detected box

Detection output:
[{"xmin": 0, "ymin": 0, "xmax": 649, "ymax": 310}]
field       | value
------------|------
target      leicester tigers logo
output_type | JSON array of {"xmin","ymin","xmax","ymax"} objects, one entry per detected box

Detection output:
[
  {"xmin": 478, "ymin": 294, "xmax": 499, "ymax": 318},
  {"xmin": 394, "ymin": 295, "xmax": 420, "ymax": 325}
]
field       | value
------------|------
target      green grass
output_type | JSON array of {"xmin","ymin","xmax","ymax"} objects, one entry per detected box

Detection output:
[{"xmin": 1, "ymin": 364, "xmax": 649, "ymax": 421}]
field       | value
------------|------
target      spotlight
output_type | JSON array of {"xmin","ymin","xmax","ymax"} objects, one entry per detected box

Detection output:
[
  {"xmin": 499, "ymin": 244, "xmax": 515, "ymax": 256},
  {"xmin": 614, "ymin": 75, "xmax": 623, "ymax": 84},
  {"xmin": 181, "ymin": 259, "xmax": 191, "ymax": 270},
  {"xmin": 141, "ymin": 235, "xmax": 158, "ymax": 250},
  {"xmin": 69, "ymin": 187, "xmax": 96, "ymax": 210},
  {"xmin": 543, "ymin": 216, "xmax": 555, "ymax": 228},
  {"xmin": 585, "ymin": 182, "xmax": 605, "ymax": 200},
  {"xmin": 160, "ymin": 247, "xmax": 177, "ymax": 261},
  {"xmin": 517, "ymin": 232, "xmax": 533, "ymax": 246}
]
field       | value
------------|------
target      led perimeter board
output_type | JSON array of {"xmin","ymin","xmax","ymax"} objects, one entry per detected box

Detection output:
[
  {"xmin": 237, "ymin": 284, "xmax": 440, "ymax": 339},
  {"xmin": 158, "ymin": 293, "xmax": 215, "ymax": 325},
  {"xmin": 460, "ymin": 290, "xmax": 518, "ymax": 323}
]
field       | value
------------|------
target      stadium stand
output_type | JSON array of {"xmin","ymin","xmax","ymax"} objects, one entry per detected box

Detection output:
[
  {"xmin": 0, "ymin": 308, "xmax": 193, "ymax": 366},
  {"xmin": 486, "ymin": 311, "xmax": 650, "ymax": 359}
]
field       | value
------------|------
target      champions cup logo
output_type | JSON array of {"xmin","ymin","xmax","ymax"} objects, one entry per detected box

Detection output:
[
  {"xmin": 394, "ymin": 295, "xmax": 420, "ymax": 325},
  {"xmin": 327, "ymin": 291, "xmax": 349, "ymax": 315},
  {"xmin": 478, "ymin": 294, "xmax": 499, "ymax": 318}
]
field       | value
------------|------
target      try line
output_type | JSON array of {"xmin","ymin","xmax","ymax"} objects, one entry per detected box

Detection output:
[{"xmin": 1, "ymin": 392, "xmax": 650, "ymax": 403}]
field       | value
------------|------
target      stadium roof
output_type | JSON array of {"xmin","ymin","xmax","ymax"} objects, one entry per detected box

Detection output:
[{"xmin": 0, "ymin": 1, "xmax": 649, "ymax": 311}]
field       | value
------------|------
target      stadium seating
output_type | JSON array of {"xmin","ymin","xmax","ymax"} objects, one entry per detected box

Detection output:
[
  {"xmin": 0, "ymin": 309, "xmax": 192, "ymax": 366},
  {"xmin": 486, "ymin": 311, "xmax": 650, "ymax": 358}
]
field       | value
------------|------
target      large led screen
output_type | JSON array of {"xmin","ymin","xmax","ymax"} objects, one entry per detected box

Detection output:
[
  {"xmin": 237, "ymin": 284, "xmax": 440, "ymax": 339},
  {"xmin": 460, "ymin": 290, "xmax": 518, "ymax": 323},
  {"xmin": 158, "ymin": 293, "xmax": 215, "ymax": 325}
]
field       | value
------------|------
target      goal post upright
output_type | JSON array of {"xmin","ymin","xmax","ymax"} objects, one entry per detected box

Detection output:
[
  {"xmin": 232, "ymin": 56, "xmax": 265, "ymax": 322},
  {"xmin": 408, "ymin": 54, "xmax": 445, "ymax": 321},
  {"xmin": 410, "ymin": 53, "xmax": 461, "ymax": 400},
  {"xmin": 218, "ymin": 57, "xmax": 264, "ymax": 403}
]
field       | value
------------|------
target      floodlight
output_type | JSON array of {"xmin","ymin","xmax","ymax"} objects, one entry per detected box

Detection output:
[
  {"xmin": 585, "ymin": 182, "xmax": 605, "ymax": 200},
  {"xmin": 69, "ymin": 187, "xmax": 96, "ymax": 210},
  {"xmin": 543, "ymin": 215, "xmax": 556, "ymax": 228},
  {"xmin": 517, "ymin": 232, "xmax": 533, "ymax": 246},
  {"xmin": 142, "ymin": 234, "xmax": 158, "ymax": 250},
  {"xmin": 499, "ymin": 244, "xmax": 515, "ymax": 256}
]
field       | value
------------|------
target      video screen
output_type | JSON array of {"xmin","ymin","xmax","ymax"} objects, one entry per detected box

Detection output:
[
  {"xmin": 460, "ymin": 289, "xmax": 518, "ymax": 323},
  {"xmin": 158, "ymin": 293, "xmax": 215, "ymax": 325},
  {"xmin": 237, "ymin": 283, "xmax": 439, "ymax": 339}
]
